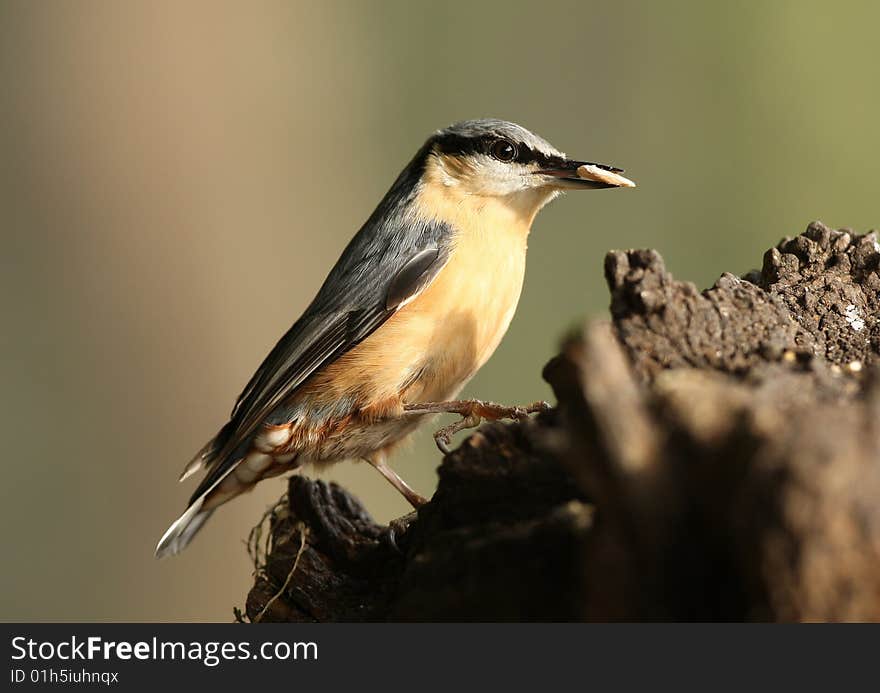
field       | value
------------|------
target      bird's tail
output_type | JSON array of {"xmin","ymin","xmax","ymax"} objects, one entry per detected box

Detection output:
[
  {"xmin": 155, "ymin": 431, "xmax": 228, "ymax": 558},
  {"xmin": 156, "ymin": 426, "xmax": 254, "ymax": 558},
  {"xmin": 155, "ymin": 497, "xmax": 215, "ymax": 558}
]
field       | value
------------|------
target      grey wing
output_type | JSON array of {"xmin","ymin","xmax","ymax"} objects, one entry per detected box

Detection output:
[{"xmin": 185, "ymin": 223, "xmax": 452, "ymax": 507}]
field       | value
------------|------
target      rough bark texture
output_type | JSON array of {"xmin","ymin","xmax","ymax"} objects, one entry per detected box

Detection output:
[{"xmin": 244, "ymin": 221, "xmax": 880, "ymax": 622}]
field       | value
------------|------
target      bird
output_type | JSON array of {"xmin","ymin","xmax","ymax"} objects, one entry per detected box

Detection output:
[{"xmin": 156, "ymin": 118, "xmax": 635, "ymax": 557}]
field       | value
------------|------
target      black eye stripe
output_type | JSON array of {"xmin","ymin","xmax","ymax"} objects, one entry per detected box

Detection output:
[
  {"xmin": 433, "ymin": 132, "xmax": 563, "ymax": 169},
  {"xmin": 432, "ymin": 133, "xmax": 477, "ymax": 157}
]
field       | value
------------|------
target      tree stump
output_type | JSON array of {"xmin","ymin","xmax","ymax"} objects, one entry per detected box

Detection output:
[{"xmin": 244, "ymin": 221, "xmax": 880, "ymax": 622}]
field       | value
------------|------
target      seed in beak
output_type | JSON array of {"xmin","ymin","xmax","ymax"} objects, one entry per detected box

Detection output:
[{"xmin": 577, "ymin": 164, "xmax": 636, "ymax": 188}]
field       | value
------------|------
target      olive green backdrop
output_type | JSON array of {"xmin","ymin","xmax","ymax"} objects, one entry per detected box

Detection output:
[{"xmin": 1, "ymin": 0, "xmax": 877, "ymax": 621}]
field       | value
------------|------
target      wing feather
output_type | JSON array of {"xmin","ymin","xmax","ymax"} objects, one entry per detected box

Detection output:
[
  {"xmin": 185, "ymin": 222, "xmax": 452, "ymax": 506},
  {"xmin": 157, "ymin": 143, "xmax": 457, "ymax": 556}
]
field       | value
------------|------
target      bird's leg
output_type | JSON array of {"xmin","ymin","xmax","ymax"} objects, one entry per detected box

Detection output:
[
  {"xmin": 402, "ymin": 399, "xmax": 551, "ymax": 453},
  {"xmin": 365, "ymin": 454, "xmax": 428, "ymax": 509}
]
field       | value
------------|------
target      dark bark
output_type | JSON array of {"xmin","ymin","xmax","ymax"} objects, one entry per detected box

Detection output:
[{"xmin": 244, "ymin": 221, "xmax": 880, "ymax": 622}]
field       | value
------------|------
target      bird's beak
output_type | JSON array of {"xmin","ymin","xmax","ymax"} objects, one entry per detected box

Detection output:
[{"xmin": 541, "ymin": 160, "xmax": 636, "ymax": 190}]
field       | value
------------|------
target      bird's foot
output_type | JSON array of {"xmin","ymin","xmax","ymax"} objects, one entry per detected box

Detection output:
[
  {"xmin": 381, "ymin": 510, "xmax": 420, "ymax": 554},
  {"xmin": 403, "ymin": 399, "xmax": 551, "ymax": 454}
]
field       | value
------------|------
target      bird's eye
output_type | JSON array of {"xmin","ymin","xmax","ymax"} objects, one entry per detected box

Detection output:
[{"xmin": 490, "ymin": 139, "xmax": 517, "ymax": 162}]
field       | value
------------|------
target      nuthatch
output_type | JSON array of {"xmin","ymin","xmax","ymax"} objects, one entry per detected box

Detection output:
[{"xmin": 156, "ymin": 119, "xmax": 634, "ymax": 557}]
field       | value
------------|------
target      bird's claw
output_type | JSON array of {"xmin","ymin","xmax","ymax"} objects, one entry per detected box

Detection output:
[
  {"xmin": 428, "ymin": 400, "xmax": 550, "ymax": 454},
  {"xmin": 435, "ymin": 434, "xmax": 452, "ymax": 455},
  {"xmin": 381, "ymin": 525, "xmax": 401, "ymax": 553},
  {"xmin": 382, "ymin": 511, "xmax": 420, "ymax": 554}
]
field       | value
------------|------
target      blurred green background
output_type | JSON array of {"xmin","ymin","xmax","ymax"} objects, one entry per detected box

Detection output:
[{"xmin": 1, "ymin": 0, "xmax": 877, "ymax": 621}]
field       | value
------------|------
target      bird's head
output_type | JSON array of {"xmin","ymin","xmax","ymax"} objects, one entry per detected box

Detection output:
[{"xmin": 419, "ymin": 119, "xmax": 634, "ymax": 219}]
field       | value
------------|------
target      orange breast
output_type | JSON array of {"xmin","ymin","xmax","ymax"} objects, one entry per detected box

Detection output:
[
  {"xmin": 394, "ymin": 221, "xmax": 528, "ymax": 402},
  {"xmin": 297, "ymin": 174, "xmax": 544, "ymax": 417}
]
